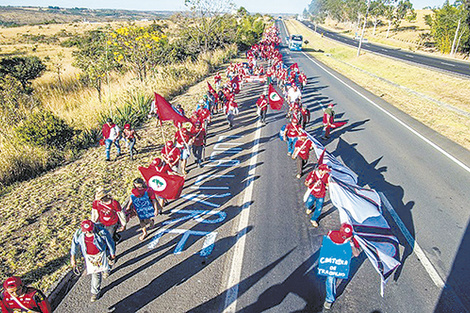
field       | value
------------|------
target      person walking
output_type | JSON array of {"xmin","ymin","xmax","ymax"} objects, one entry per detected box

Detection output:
[
  {"xmin": 256, "ymin": 93, "xmax": 269, "ymax": 124},
  {"xmin": 283, "ymin": 117, "xmax": 302, "ymax": 156},
  {"xmin": 292, "ymin": 133, "xmax": 313, "ymax": 178},
  {"xmin": 70, "ymin": 220, "xmax": 116, "ymax": 302},
  {"xmin": 91, "ymin": 187, "xmax": 127, "ymax": 243},
  {"xmin": 323, "ymin": 223, "xmax": 361, "ymax": 310},
  {"xmin": 321, "ymin": 104, "xmax": 335, "ymax": 140},
  {"xmin": 190, "ymin": 121, "xmax": 206, "ymax": 168},
  {"xmin": 1, "ymin": 276, "xmax": 51, "ymax": 312},
  {"xmin": 122, "ymin": 123, "xmax": 141, "ymax": 160},
  {"xmin": 161, "ymin": 140, "xmax": 181, "ymax": 172},
  {"xmin": 174, "ymin": 127, "xmax": 192, "ymax": 175},
  {"xmin": 304, "ymin": 164, "xmax": 331, "ymax": 227},
  {"xmin": 102, "ymin": 118, "xmax": 121, "ymax": 161},
  {"xmin": 125, "ymin": 178, "xmax": 162, "ymax": 241}
]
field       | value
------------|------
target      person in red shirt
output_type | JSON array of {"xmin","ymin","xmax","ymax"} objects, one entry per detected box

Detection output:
[
  {"xmin": 300, "ymin": 105, "xmax": 310, "ymax": 129},
  {"xmin": 91, "ymin": 187, "xmax": 127, "ymax": 243},
  {"xmin": 125, "ymin": 178, "xmax": 161, "ymax": 241},
  {"xmin": 102, "ymin": 118, "xmax": 121, "ymax": 161},
  {"xmin": 304, "ymin": 164, "xmax": 330, "ymax": 227},
  {"xmin": 256, "ymin": 93, "xmax": 268, "ymax": 124},
  {"xmin": 283, "ymin": 117, "xmax": 302, "ymax": 156},
  {"xmin": 161, "ymin": 140, "xmax": 181, "ymax": 172},
  {"xmin": 1, "ymin": 276, "xmax": 51, "ymax": 313},
  {"xmin": 190, "ymin": 121, "xmax": 206, "ymax": 167},
  {"xmin": 174, "ymin": 127, "xmax": 192, "ymax": 175},
  {"xmin": 214, "ymin": 72, "xmax": 222, "ymax": 90},
  {"xmin": 293, "ymin": 133, "xmax": 313, "ymax": 178},
  {"xmin": 324, "ymin": 223, "xmax": 361, "ymax": 310},
  {"xmin": 322, "ymin": 104, "xmax": 335, "ymax": 140}
]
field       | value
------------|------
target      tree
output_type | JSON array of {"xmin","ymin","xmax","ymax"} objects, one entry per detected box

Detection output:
[
  {"xmin": 370, "ymin": 0, "xmax": 387, "ymax": 35},
  {"xmin": 184, "ymin": 0, "xmax": 235, "ymax": 53},
  {"xmin": 73, "ymin": 29, "xmax": 118, "ymax": 101},
  {"xmin": 0, "ymin": 56, "xmax": 46, "ymax": 93}
]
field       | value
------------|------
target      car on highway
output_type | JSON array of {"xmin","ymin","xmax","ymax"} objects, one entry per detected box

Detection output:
[{"xmin": 289, "ymin": 34, "xmax": 303, "ymax": 51}]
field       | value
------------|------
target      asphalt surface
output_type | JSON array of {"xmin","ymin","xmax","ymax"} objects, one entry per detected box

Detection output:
[
  {"xmin": 300, "ymin": 21, "xmax": 470, "ymax": 78},
  {"xmin": 55, "ymin": 24, "xmax": 470, "ymax": 312}
]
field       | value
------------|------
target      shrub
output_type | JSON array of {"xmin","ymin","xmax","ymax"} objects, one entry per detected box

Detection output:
[{"xmin": 15, "ymin": 110, "xmax": 75, "ymax": 148}]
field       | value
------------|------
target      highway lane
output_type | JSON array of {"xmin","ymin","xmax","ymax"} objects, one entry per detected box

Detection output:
[
  {"xmin": 300, "ymin": 20, "xmax": 470, "ymax": 78},
  {"xmin": 260, "ymin": 20, "xmax": 470, "ymax": 311}
]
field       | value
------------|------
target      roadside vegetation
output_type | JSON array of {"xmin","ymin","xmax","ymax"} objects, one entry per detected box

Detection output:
[
  {"xmin": 0, "ymin": 3, "xmax": 268, "ymax": 292},
  {"xmin": 305, "ymin": 0, "xmax": 470, "ymax": 58},
  {"xmin": 285, "ymin": 19, "xmax": 470, "ymax": 150}
]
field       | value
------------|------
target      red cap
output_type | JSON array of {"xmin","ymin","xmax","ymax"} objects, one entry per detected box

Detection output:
[
  {"xmin": 81, "ymin": 220, "xmax": 94, "ymax": 233},
  {"xmin": 328, "ymin": 103, "xmax": 334, "ymax": 108},
  {"xmin": 3, "ymin": 276, "xmax": 22, "ymax": 290},
  {"xmin": 340, "ymin": 223, "xmax": 353, "ymax": 238},
  {"xmin": 124, "ymin": 124, "xmax": 130, "ymax": 129}
]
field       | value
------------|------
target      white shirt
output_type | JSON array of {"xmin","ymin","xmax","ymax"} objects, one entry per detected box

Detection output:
[{"xmin": 108, "ymin": 125, "xmax": 120, "ymax": 141}]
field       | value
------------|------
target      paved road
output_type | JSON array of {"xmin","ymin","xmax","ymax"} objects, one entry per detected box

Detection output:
[
  {"xmin": 55, "ymin": 24, "xmax": 470, "ymax": 312},
  {"xmin": 300, "ymin": 21, "xmax": 470, "ymax": 78}
]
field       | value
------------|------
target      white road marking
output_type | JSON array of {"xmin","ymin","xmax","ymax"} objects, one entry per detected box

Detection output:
[
  {"xmin": 223, "ymin": 116, "xmax": 263, "ymax": 313},
  {"xmin": 441, "ymin": 62, "xmax": 456, "ymax": 67},
  {"xmin": 379, "ymin": 193, "xmax": 445, "ymax": 288},
  {"xmin": 406, "ymin": 54, "xmax": 414, "ymax": 58}
]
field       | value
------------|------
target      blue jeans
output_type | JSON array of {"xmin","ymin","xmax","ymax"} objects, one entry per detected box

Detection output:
[
  {"xmin": 325, "ymin": 276, "xmax": 336, "ymax": 303},
  {"xmin": 305, "ymin": 194, "xmax": 325, "ymax": 222},
  {"xmin": 105, "ymin": 139, "xmax": 121, "ymax": 160},
  {"xmin": 287, "ymin": 137, "xmax": 297, "ymax": 154}
]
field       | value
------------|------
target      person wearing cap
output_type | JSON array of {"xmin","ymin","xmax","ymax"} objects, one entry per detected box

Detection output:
[
  {"xmin": 91, "ymin": 187, "xmax": 127, "ymax": 244},
  {"xmin": 102, "ymin": 118, "xmax": 121, "ymax": 161},
  {"xmin": 256, "ymin": 93, "xmax": 268, "ymax": 124},
  {"xmin": 292, "ymin": 133, "xmax": 313, "ymax": 178},
  {"xmin": 122, "ymin": 123, "xmax": 141, "ymax": 161},
  {"xmin": 125, "ymin": 178, "xmax": 162, "ymax": 241},
  {"xmin": 304, "ymin": 164, "xmax": 331, "ymax": 227},
  {"xmin": 70, "ymin": 220, "xmax": 116, "ymax": 302},
  {"xmin": 161, "ymin": 140, "xmax": 181, "ymax": 172},
  {"xmin": 1, "ymin": 276, "xmax": 51, "ymax": 313},
  {"xmin": 283, "ymin": 117, "xmax": 302, "ymax": 156},
  {"xmin": 190, "ymin": 121, "xmax": 206, "ymax": 168},
  {"xmin": 321, "ymin": 104, "xmax": 335, "ymax": 140},
  {"xmin": 323, "ymin": 223, "xmax": 361, "ymax": 310}
]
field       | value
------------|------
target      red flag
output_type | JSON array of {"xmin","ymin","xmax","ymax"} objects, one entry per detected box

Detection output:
[
  {"xmin": 230, "ymin": 76, "xmax": 240, "ymax": 94},
  {"xmin": 268, "ymin": 84, "xmax": 284, "ymax": 110},
  {"xmin": 317, "ymin": 147, "xmax": 326, "ymax": 166},
  {"xmin": 139, "ymin": 166, "xmax": 185, "ymax": 200},
  {"xmin": 207, "ymin": 81, "xmax": 216, "ymax": 95},
  {"xmin": 154, "ymin": 92, "xmax": 190, "ymax": 124}
]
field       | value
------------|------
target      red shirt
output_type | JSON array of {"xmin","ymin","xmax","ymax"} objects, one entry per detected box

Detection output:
[
  {"xmin": 174, "ymin": 128, "xmax": 192, "ymax": 147},
  {"xmin": 285, "ymin": 123, "xmax": 302, "ymax": 138},
  {"xmin": 1, "ymin": 288, "xmax": 51, "ymax": 313},
  {"xmin": 294, "ymin": 139, "xmax": 312, "ymax": 160},
  {"xmin": 102, "ymin": 123, "xmax": 115, "ymax": 139},
  {"xmin": 84, "ymin": 234, "xmax": 100, "ymax": 255},
  {"xmin": 256, "ymin": 95, "xmax": 268, "ymax": 111},
  {"xmin": 305, "ymin": 170, "xmax": 329, "ymax": 198},
  {"xmin": 191, "ymin": 128, "xmax": 206, "ymax": 146},
  {"xmin": 92, "ymin": 199, "xmax": 122, "ymax": 226},
  {"xmin": 161, "ymin": 145, "xmax": 180, "ymax": 165}
]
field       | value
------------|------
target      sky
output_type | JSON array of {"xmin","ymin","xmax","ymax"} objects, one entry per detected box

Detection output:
[{"xmin": 0, "ymin": 0, "xmax": 449, "ymax": 15}]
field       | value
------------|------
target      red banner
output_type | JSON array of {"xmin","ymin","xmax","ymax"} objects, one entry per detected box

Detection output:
[
  {"xmin": 154, "ymin": 92, "xmax": 190, "ymax": 124},
  {"xmin": 268, "ymin": 84, "xmax": 284, "ymax": 110}
]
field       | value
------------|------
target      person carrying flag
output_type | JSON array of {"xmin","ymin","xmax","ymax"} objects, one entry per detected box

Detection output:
[
  {"xmin": 1, "ymin": 276, "xmax": 51, "ymax": 312},
  {"xmin": 323, "ymin": 223, "xmax": 361, "ymax": 310},
  {"xmin": 174, "ymin": 127, "xmax": 192, "ymax": 175},
  {"xmin": 256, "ymin": 92, "xmax": 269, "ymax": 124},
  {"xmin": 161, "ymin": 140, "xmax": 181, "ymax": 172},
  {"xmin": 304, "ymin": 164, "xmax": 331, "ymax": 227},
  {"xmin": 225, "ymin": 98, "xmax": 239, "ymax": 129},
  {"xmin": 292, "ymin": 133, "xmax": 313, "ymax": 178}
]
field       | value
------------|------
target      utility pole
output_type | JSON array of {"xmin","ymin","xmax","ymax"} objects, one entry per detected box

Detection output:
[{"xmin": 357, "ymin": 0, "xmax": 371, "ymax": 57}]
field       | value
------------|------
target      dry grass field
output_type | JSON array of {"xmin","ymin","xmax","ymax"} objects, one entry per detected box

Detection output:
[{"xmin": 285, "ymin": 19, "xmax": 470, "ymax": 150}]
